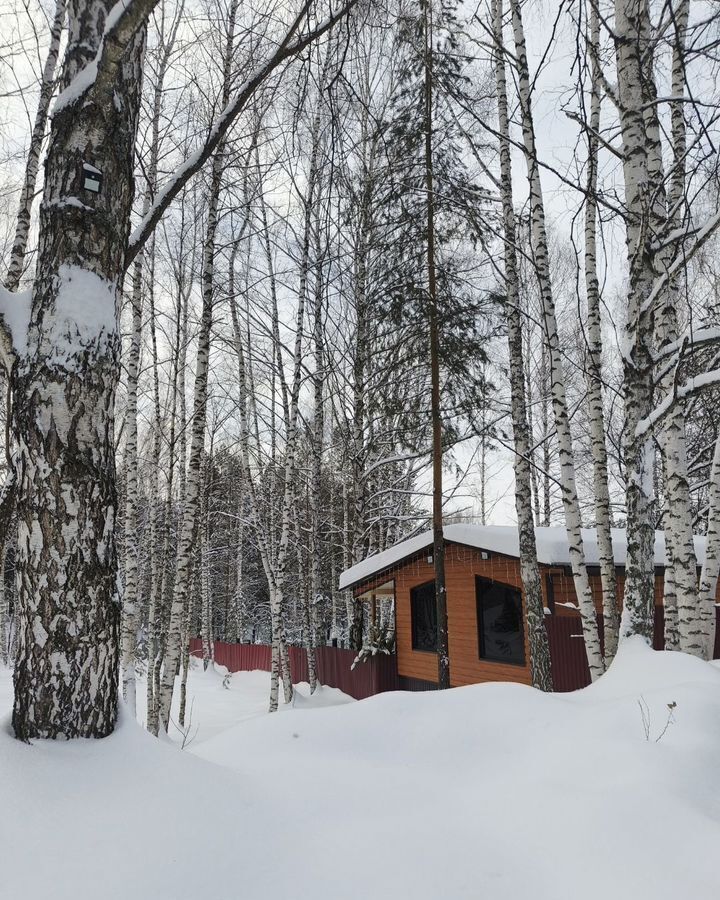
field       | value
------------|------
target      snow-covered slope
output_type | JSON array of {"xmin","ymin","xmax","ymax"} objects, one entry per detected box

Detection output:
[
  {"xmin": 339, "ymin": 524, "xmax": 707, "ymax": 589},
  {"xmin": 1, "ymin": 640, "xmax": 719, "ymax": 899}
]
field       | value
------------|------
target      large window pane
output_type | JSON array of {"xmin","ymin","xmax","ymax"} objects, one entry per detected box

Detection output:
[
  {"xmin": 411, "ymin": 581, "xmax": 437, "ymax": 651},
  {"xmin": 476, "ymin": 577, "xmax": 525, "ymax": 665}
]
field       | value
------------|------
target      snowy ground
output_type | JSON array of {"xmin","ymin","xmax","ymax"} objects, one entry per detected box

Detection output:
[
  {"xmin": 136, "ymin": 665, "xmax": 354, "ymax": 748},
  {"xmin": 1, "ymin": 640, "xmax": 720, "ymax": 899}
]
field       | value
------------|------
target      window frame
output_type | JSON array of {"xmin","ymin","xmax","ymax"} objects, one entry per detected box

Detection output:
[
  {"xmin": 410, "ymin": 579, "xmax": 438, "ymax": 653},
  {"xmin": 476, "ymin": 576, "xmax": 526, "ymax": 667}
]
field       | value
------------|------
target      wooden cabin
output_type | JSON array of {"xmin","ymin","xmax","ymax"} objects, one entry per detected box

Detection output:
[{"xmin": 339, "ymin": 524, "xmax": 718, "ymax": 691}]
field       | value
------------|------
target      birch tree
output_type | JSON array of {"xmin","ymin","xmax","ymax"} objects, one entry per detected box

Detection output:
[
  {"xmin": 157, "ymin": 0, "xmax": 239, "ymax": 730},
  {"xmin": 4, "ymin": 0, "xmax": 66, "ymax": 292},
  {"xmin": 492, "ymin": 0, "xmax": 552, "ymax": 690},
  {"xmin": 121, "ymin": 0, "xmax": 183, "ymax": 717},
  {"xmin": 508, "ymin": 0, "xmax": 604, "ymax": 679},
  {"xmin": 582, "ymin": 0, "xmax": 619, "ymax": 661},
  {"xmin": 0, "ymin": 0, "xmax": 357, "ymax": 740}
]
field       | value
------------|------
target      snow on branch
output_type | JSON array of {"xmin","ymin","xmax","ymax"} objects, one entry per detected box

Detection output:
[
  {"xmin": 636, "ymin": 369, "xmax": 720, "ymax": 438},
  {"xmin": 653, "ymin": 327, "xmax": 720, "ymax": 364},
  {"xmin": 639, "ymin": 207, "xmax": 720, "ymax": 317},
  {"xmin": 125, "ymin": 0, "xmax": 358, "ymax": 267}
]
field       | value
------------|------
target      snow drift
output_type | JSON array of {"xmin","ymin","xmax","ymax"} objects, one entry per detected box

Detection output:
[{"xmin": 1, "ymin": 639, "xmax": 719, "ymax": 899}]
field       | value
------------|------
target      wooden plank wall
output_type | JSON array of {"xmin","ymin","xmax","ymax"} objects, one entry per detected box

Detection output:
[
  {"xmin": 355, "ymin": 542, "xmax": 677, "ymax": 689},
  {"xmin": 362, "ymin": 543, "xmax": 532, "ymax": 687}
]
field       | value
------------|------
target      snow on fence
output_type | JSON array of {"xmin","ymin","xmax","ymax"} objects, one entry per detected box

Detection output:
[
  {"xmin": 191, "ymin": 608, "xmax": 720, "ymax": 698},
  {"xmin": 188, "ymin": 640, "xmax": 400, "ymax": 700}
]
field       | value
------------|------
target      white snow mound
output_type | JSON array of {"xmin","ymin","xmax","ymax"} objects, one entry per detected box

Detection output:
[{"xmin": 1, "ymin": 640, "xmax": 719, "ymax": 899}]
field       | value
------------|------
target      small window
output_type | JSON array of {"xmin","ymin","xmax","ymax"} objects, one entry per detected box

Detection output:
[
  {"xmin": 411, "ymin": 581, "xmax": 437, "ymax": 651},
  {"xmin": 477, "ymin": 577, "xmax": 525, "ymax": 665}
]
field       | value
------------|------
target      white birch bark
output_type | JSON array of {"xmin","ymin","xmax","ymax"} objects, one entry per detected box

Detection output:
[
  {"xmin": 296, "ymin": 485, "xmax": 317, "ymax": 692},
  {"xmin": 4, "ymin": 0, "xmax": 66, "ymax": 292},
  {"xmin": 613, "ymin": 0, "xmax": 661, "ymax": 643},
  {"xmin": 122, "ymin": 8, "xmax": 179, "ymax": 714},
  {"xmin": 493, "ymin": 0, "xmax": 552, "ymax": 690},
  {"xmin": 663, "ymin": 557, "xmax": 681, "ymax": 650},
  {"xmin": 651, "ymin": 0, "xmax": 706, "ymax": 656},
  {"xmin": 0, "ymin": 545, "xmax": 8, "ymax": 666},
  {"xmin": 200, "ymin": 449, "xmax": 214, "ymax": 670},
  {"xmin": 122, "ymin": 249, "xmax": 143, "ymax": 716},
  {"xmin": 510, "ymin": 0, "xmax": 604, "ymax": 679},
  {"xmin": 145, "ymin": 257, "xmax": 165, "ymax": 736},
  {"xmin": 157, "ymin": 0, "xmax": 239, "ymax": 730},
  {"xmin": 228, "ymin": 233, "xmax": 293, "ymax": 711},
  {"xmin": 584, "ymin": 1, "xmax": 619, "ymax": 662},
  {"xmin": 698, "ymin": 429, "xmax": 720, "ymax": 657},
  {"xmin": 9, "ymin": 0, "xmax": 146, "ymax": 739}
]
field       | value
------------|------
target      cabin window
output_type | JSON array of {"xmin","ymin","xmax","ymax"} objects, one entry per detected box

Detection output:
[
  {"xmin": 476, "ymin": 577, "xmax": 525, "ymax": 665},
  {"xmin": 411, "ymin": 581, "xmax": 437, "ymax": 651}
]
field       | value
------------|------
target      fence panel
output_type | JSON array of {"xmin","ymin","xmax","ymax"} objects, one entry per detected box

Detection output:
[
  {"xmin": 188, "ymin": 640, "xmax": 399, "ymax": 700},
  {"xmin": 192, "ymin": 608, "xmax": 720, "ymax": 699}
]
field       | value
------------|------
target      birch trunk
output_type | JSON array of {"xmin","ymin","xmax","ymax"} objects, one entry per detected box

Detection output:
[
  {"xmin": 524, "ymin": 345, "xmax": 542, "ymax": 525},
  {"xmin": 614, "ymin": 0, "xmax": 670, "ymax": 642},
  {"xmin": 10, "ymin": 1, "xmax": 145, "ymax": 739},
  {"xmin": 233, "ymin": 506, "xmax": 244, "ymax": 642},
  {"xmin": 0, "ymin": 546, "xmax": 8, "ymax": 666},
  {"xmin": 493, "ymin": 0, "xmax": 552, "ymax": 691},
  {"xmin": 698, "ymin": 429, "xmax": 720, "ymax": 657},
  {"xmin": 652, "ymin": 0, "xmax": 705, "ymax": 656},
  {"xmin": 663, "ymin": 559, "xmax": 680, "ymax": 650},
  {"xmin": 4, "ymin": 0, "xmax": 66, "ymax": 292},
  {"xmin": 200, "ymin": 452, "xmax": 214, "ymax": 670},
  {"xmin": 122, "ymin": 252, "xmax": 142, "ymax": 715},
  {"xmin": 510, "ymin": 0, "xmax": 604, "ymax": 679},
  {"xmin": 178, "ymin": 554, "xmax": 197, "ymax": 728},
  {"xmin": 348, "ymin": 120, "xmax": 376, "ymax": 650},
  {"xmin": 297, "ymin": 487, "xmax": 318, "ymax": 692},
  {"xmin": 145, "ymin": 260, "xmax": 165, "ymax": 735},
  {"xmin": 584, "ymin": 1, "xmax": 619, "ymax": 662},
  {"xmin": 157, "ymin": 165, "xmax": 219, "ymax": 726},
  {"xmin": 228, "ymin": 238, "xmax": 292, "ymax": 710},
  {"xmin": 122, "ymin": 14, "xmax": 176, "ymax": 714},
  {"xmin": 156, "ymin": 0, "xmax": 240, "ymax": 729}
]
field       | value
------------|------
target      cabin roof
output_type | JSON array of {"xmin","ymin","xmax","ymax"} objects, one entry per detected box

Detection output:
[{"xmin": 338, "ymin": 524, "xmax": 708, "ymax": 591}]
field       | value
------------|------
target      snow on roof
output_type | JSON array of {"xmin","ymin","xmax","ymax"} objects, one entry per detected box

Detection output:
[{"xmin": 338, "ymin": 524, "xmax": 707, "ymax": 590}]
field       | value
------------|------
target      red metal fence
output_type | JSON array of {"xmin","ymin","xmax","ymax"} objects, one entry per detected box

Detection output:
[
  {"xmin": 189, "ymin": 640, "xmax": 399, "ymax": 700},
  {"xmin": 545, "ymin": 607, "xmax": 720, "ymax": 692},
  {"xmin": 192, "ymin": 608, "xmax": 720, "ymax": 698}
]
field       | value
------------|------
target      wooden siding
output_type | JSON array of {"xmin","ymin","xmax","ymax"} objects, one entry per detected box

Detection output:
[
  {"xmin": 361, "ymin": 543, "xmax": 532, "ymax": 687},
  {"xmin": 353, "ymin": 541, "xmax": 711, "ymax": 688}
]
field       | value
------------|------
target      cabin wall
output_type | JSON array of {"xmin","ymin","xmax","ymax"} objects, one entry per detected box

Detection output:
[
  {"xmin": 355, "ymin": 543, "xmax": 678, "ymax": 688},
  {"xmin": 371, "ymin": 544, "xmax": 532, "ymax": 688},
  {"xmin": 546, "ymin": 569, "xmax": 665, "ymax": 615}
]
